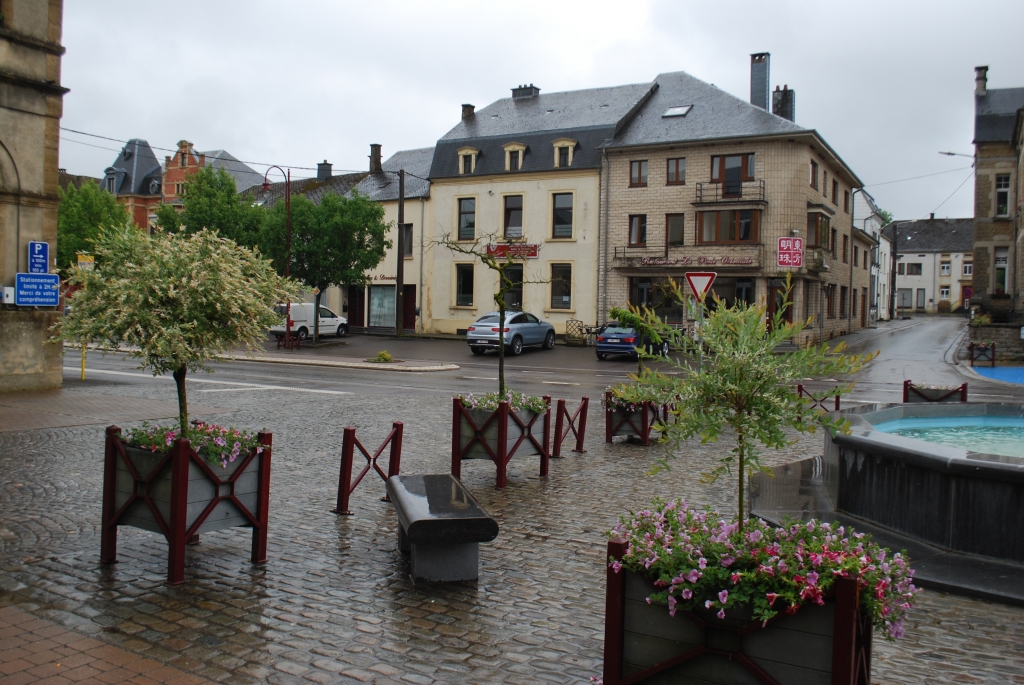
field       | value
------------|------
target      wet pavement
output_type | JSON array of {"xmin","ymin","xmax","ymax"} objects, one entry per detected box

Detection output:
[{"xmin": 2, "ymin": 317, "xmax": 1023, "ymax": 684}]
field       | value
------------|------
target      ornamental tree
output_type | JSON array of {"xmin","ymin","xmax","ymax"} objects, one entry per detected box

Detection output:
[
  {"xmin": 156, "ymin": 166, "xmax": 265, "ymax": 247},
  {"xmin": 58, "ymin": 224, "xmax": 298, "ymax": 434},
  {"xmin": 56, "ymin": 181, "xmax": 130, "ymax": 271},
  {"xmin": 634, "ymin": 276, "xmax": 874, "ymax": 529}
]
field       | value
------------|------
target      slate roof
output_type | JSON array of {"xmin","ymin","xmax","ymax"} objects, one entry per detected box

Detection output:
[
  {"xmin": 103, "ymin": 139, "xmax": 162, "ymax": 196},
  {"xmin": 608, "ymin": 70, "xmax": 806, "ymax": 148},
  {"xmin": 430, "ymin": 82, "xmax": 656, "ymax": 179},
  {"xmin": 880, "ymin": 219, "xmax": 974, "ymax": 252},
  {"xmin": 245, "ymin": 172, "xmax": 369, "ymax": 209},
  {"xmin": 975, "ymin": 87, "xmax": 1024, "ymax": 143},
  {"xmin": 198, "ymin": 150, "xmax": 265, "ymax": 193},
  {"xmin": 354, "ymin": 147, "xmax": 433, "ymax": 201}
]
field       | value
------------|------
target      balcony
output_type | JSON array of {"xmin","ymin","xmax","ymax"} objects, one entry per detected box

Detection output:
[{"xmin": 694, "ymin": 179, "xmax": 766, "ymax": 205}]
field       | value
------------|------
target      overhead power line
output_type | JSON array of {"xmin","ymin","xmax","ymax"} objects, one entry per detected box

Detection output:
[
  {"xmin": 865, "ymin": 166, "xmax": 973, "ymax": 188},
  {"xmin": 929, "ymin": 168, "xmax": 975, "ymax": 217}
]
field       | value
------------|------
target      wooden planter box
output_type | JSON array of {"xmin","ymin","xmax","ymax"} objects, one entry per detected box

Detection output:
[
  {"xmin": 602, "ymin": 539, "xmax": 872, "ymax": 685},
  {"xmin": 902, "ymin": 380, "xmax": 967, "ymax": 403},
  {"xmin": 605, "ymin": 393, "xmax": 665, "ymax": 446},
  {"xmin": 451, "ymin": 397, "xmax": 550, "ymax": 488},
  {"xmin": 101, "ymin": 426, "xmax": 272, "ymax": 585}
]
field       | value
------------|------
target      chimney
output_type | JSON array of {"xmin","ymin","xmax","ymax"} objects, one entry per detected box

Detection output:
[
  {"xmin": 750, "ymin": 53, "xmax": 770, "ymax": 110},
  {"xmin": 369, "ymin": 144, "xmax": 382, "ymax": 173},
  {"xmin": 512, "ymin": 84, "xmax": 540, "ymax": 99},
  {"xmin": 462, "ymin": 104, "xmax": 475, "ymax": 120},
  {"xmin": 929, "ymin": 213, "xmax": 935, "ymax": 222},
  {"xmin": 772, "ymin": 85, "xmax": 796, "ymax": 122},
  {"xmin": 975, "ymin": 66, "xmax": 988, "ymax": 96},
  {"xmin": 317, "ymin": 160, "xmax": 332, "ymax": 182}
]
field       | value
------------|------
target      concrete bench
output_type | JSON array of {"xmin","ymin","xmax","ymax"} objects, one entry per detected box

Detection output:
[{"xmin": 386, "ymin": 474, "xmax": 499, "ymax": 582}]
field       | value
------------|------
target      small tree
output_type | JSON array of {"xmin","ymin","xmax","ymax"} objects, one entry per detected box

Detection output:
[
  {"xmin": 258, "ymin": 192, "xmax": 391, "ymax": 343},
  {"xmin": 436, "ymin": 232, "xmax": 544, "ymax": 396},
  {"xmin": 633, "ymin": 277, "xmax": 874, "ymax": 530},
  {"xmin": 56, "ymin": 182, "xmax": 130, "ymax": 271},
  {"xmin": 156, "ymin": 166, "xmax": 265, "ymax": 247},
  {"xmin": 58, "ymin": 224, "xmax": 297, "ymax": 434}
]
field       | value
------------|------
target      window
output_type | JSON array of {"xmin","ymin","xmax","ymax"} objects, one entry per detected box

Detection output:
[
  {"xmin": 940, "ymin": 262, "xmax": 951, "ymax": 275},
  {"xmin": 831, "ymin": 228, "xmax": 838, "ymax": 258},
  {"xmin": 698, "ymin": 209, "xmax": 759, "ymax": 244},
  {"xmin": 666, "ymin": 214, "xmax": 685, "ymax": 246},
  {"xmin": 509, "ymin": 150, "xmax": 520, "ymax": 171},
  {"xmin": 832, "ymin": 179, "xmax": 839, "ymax": 204},
  {"xmin": 462, "ymin": 155, "xmax": 473, "ymax": 174},
  {"xmin": 558, "ymin": 147, "xmax": 569, "ymax": 168},
  {"xmin": 842, "ymin": 235, "xmax": 849, "ymax": 263},
  {"xmin": 663, "ymin": 105, "xmax": 692, "ymax": 117},
  {"xmin": 840, "ymin": 286, "xmax": 848, "ymax": 318},
  {"xmin": 552, "ymin": 138, "xmax": 576, "ymax": 168},
  {"xmin": 822, "ymin": 171, "xmax": 828, "ymax": 196},
  {"xmin": 810, "ymin": 160, "xmax": 819, "ymax": 189},
  {"xmin": 550, "ymin": 264, "xmax": 572, "ymax": 309},
  {"xmin": 504, "ymin": 196, "xmax": 523, "ymax": 238},
  {"xmin": 179, "ymin": 152, "xmax": 187, "ymax": 168},
  {"xmin": 667, "ymin": 158, "xmax": 686, "ymax": 185},
  {"xmin": 826, "ymin": 284, "xmax": 836, "ymax": 318},
  {"xmin": 504, "ymin": 265, "xmax": 524, "ymax": 309},
  {"xmin": 629, "ymin": 215, "xmax": 647, "ymax": 246},
  {"xmin": 940, "ymin": 286, "xmax": 950, "ymax": 300},
  {"xmin": 175, "ymin": 183, "xmax": 184, "ymax": 196},
  {"xmin": 898, "ymin": 262, "xmax": 905, "ymax": 275},
  {"xmin": 844, "ymin": 190, "xmax": 850, "ymax": 213},
  {"xmin": 630, "ymin": 160, "xmax": 648, "ymax": 187},
  {"xmin": 457, "ymin": 147, "xmax": 479, "ymax": 174},
  {"xmin": 807, "ymin": 213, "xmax": 829, "ymax": 248},
  {"xmin": 458, "ymin": 198, "xmax": 476, "ymax": 240},
  {"xmin": 995, "ymin": 246, "xmax": 1008, "ymax": 292},
  {"xmin": 552, "ymin": 193, "xmax": 573, "ymax": 238},
  {"xmin": 853, "ymin": 246, "xmax": 859, "ymax": 267},
  {"xmin": 963, "ymin": 263, "xmax": 973, "ymax": 276},
  {"xmin": 711, "ymin": 154, "xmax": 755, "ymax": 196},
  {"xmin": 852, "ymin": 289, "xmax": 857, "ymax": 316},
  {"xmin": 906, "ymin": 263, "xmax": 923, "ymax": 275},
  {"xmin": 402, "ymin": 224, "xmax": 413, "ymax": 257},
  {"xmin": 456, "ymin": 264, "xmax": 474, "ymax": 306},
  {"xmin": 503, "ymin": 143, "xmax": 525, "ymax": 172},
  {"xmin": 996, "ymin": 174, "xmax": 1010, "ymax": 216},
  {"xmin": 106, "ymin": 176, "xmax": 116, "ymax": 193}
]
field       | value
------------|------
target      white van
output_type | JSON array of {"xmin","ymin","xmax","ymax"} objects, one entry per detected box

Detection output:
[{"xmin": 271, "ymin": 303, "xmax": 348, "ymax": 340}]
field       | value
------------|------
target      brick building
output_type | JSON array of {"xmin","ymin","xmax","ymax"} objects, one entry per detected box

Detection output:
[
  {"xmin": 600, "ymin": 57, "xmax": 873, "ymax": 344},
  {"xmin": 971, "ymin": 66, "xmax": 1024, "ymax": 321}
]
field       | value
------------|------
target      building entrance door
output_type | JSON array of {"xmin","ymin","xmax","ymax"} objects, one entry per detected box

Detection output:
[
  {"xmin": 916, "ymin": 288, "xmax": 926, "ymax": 311},
  {"xmin": 347, "ymin": 286, "xmax": 365, "ymax": 328},
  {"xmin": 861, "ymin": 288, "xmax": 867, "ymax": 328},
  {"xmin": 403, "ymin": 284, "xmax": 416, "ymax": 331}
]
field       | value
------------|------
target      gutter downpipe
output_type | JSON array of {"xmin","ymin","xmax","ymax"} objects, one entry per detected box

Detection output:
[
  {"xmin": 600, "ymin": 148, "xmax": 610, "ymax": 324},
  {"xmin": 419, "ymin": 197, "xmax": 425, "ymax": 334}
]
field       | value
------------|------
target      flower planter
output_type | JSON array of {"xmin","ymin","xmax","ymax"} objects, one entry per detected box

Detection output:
[
  {"xmin": 602, "ymin": 539, "xmax": 872, "ymax": 685},
  {"xmin": 451, "ymin": 397, "xmax": 550, "ymax": 488},
  {"xmin": 100, "ymin": 426, "xmax": 272, "ymax": 585},
  {"xmin": 902, "ymin": 380, "xmax": 967, "ymax": 403},
  {"xmin": 605, "ymin": 393, "xmax": 665, "ymax": 446}
]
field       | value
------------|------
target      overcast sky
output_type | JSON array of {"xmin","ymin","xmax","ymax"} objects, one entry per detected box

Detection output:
[{"xmin": 59, "ymin": 0, "xmax": 1024, "ymax": 221}]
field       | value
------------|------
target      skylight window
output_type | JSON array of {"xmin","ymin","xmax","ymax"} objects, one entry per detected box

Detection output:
[{"xmin": 663, "ymin": 105, "xmax": 692, "ymax": 118}]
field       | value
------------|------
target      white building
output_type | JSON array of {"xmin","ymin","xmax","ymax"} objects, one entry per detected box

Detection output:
[
  {"xmin": 881, "ymin": 217, "xmax": 974, "ymax": 315},
  {"xmin": 854, "ymin": 192, "xmax": 891, "ymax": 321}
]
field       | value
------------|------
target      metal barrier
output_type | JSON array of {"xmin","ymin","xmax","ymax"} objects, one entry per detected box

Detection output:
[
  {"xmin": 553, "ymin": 397, "xmax": 589, "ymax": 457},
  {"xmin": 332, "ymin": 422, "xmax": 403, "ymax": 515},
  {"xmin": 903, "ymin": 380, "xmax": 968, "ymax": 403},
  {"xmin": 796, "ymin": 384, "xmax": 840, "ymax": 413}
]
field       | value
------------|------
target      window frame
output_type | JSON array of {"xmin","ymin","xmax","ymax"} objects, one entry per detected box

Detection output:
[
  {"xmin": 549, "ymin": 263, "xmax": 573, "ymax": 310},
  {"xmin": 843, "ymin": 190, "xmax": 850, "ymax": 213},
  {"xmin": 710, "ymin": 153, "xmax": 755, "ymax": 186},
  {"xmin": 551, "ymin": 192, "xmax": 574, "ymax": 240},
  {"xmin": 810, "ymin": 160, "xmax": 819, "ymax": 189},
  {"xmin": 630, "ymin": 160, "xmax": 649, "ymax": 187},
  {"xmin": 666, "ymin": 213, "xmax": 685, "ymax": 247},
  {"xmin": 842, "ymin": 235, "xmax": 848, "ymax": 263},
  {"xmin": 401, "ymin": 223, "xmax": 414, "ymax": 257},
  {"xmin": 963, "ymin": 263, "xmax": 973, "ymax": 276},
  {"xmin": 839, "ymin": 286, "xmax": 848, "ymax": 318},
  {"xmin": 832, "ymin": 179, "xmax": 839, "ymax": 204},
  {"xmin": 629, "ymin": 214, "xmax": 648, "ymax": 247},
  {"xmin": 996, "ymin": 174, "xmax": 1011, "ymax": 217},
  {"xmin": 697, "ymin": 209, "xmax": 760, "ymax": 245},
  {"xmin": 456, "ymin": 147, "xmax": 479, "ymax": 174},
  {"xmin": 822, "ymin": 170, "xmax": 828, "ymax": 197},
  {"xmin": 455, "ymin": 263, "xmax": 474, "ymax": 307},
  {"xmin": 906, "ymin": 263, "xmax": 923, "ymax": 276},
  {"xmin": 666, "ymin": 157, "xmax": 686, "ymax": 185},
  {"xmin": 853, "ymin": 245, "xmax": 859, "ymax": 267},
  {"xmin": 503, "ymin": 194, "xmax": 524, "ymax": 239},
  {"xmin": 558, "ymin": 147, "xmax": 569, "ymax": 168},
  {"xmin": 939, "ymin": 286, "xmax": 950, "ymax": 300},
  {"xmin": 807, "ymin": 213, "xmax": 829, "ymax": 248},
  {"xmin": 457, "ymin": 197, "xmax": 476, "ymax": 241},
  {"xmin": 502, "ymin": 143, "xmax": 526, "ymax": 172},
  {"xmin": 940, "ymin": 262, "xmax": 951, "ymax": 276}
]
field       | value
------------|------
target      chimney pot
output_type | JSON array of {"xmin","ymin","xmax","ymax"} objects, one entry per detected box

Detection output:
[
  {"xmin": 975, "ymin": 65, "xmax": 988, "ymax": 96},
  {"xmin": 317, "ymin": 160, "xmax": 333, "ymax": 182},
  {"xmin": 512, "ymin": 84, "xmax": 541, "ymax": 99},
  {"xmin": 930, "ymin": 213, "xmax": 935, "ymax": 221},
  {"xmin": 369, "ymin": 144, "xmax": 382, "ymax": 174},
  {"xmin": 750, "ymin": 52, "xmax": 770, "ymax": 110},
  {"xmin": 462, "ymin": 103, "xmax": 475, "ymax": 120},
  {"xmin": 772, "ymin": 84, "xmax": 796, "ymax": 122}
]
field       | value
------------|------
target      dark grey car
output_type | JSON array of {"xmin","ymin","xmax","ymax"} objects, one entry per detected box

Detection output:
[{"xmin": 465, "ymin": 311, "xmax": 557, "ymax": 355}]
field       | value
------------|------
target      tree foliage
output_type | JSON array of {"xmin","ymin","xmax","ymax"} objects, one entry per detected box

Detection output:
[
  {"xmin": 56, "ymin": 182, "xmax": 130, "ymax": 270},
  {"xmin": 58, "ymin": 225, "xmax": 298, "ymax": 433},
  {"xmin": 258, "ymin": 191, "xmax": 391, "ymax": 341},
  {"xmin": 627, "ymin": 277, "xmax": 875, "ymax": 529},
  {"xmin": 156, "ymin": 166, "xmax": 265, "ymax": 247}
]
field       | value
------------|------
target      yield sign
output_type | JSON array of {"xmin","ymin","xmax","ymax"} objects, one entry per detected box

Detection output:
[{"xmin": 685, "ymin": 272, "xmax": 717, "ymax": 301}]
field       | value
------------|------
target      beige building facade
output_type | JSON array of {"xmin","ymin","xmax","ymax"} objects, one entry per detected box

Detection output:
[{"xmin": 0, "ymin": 0, "xmax": 66, "ymax": 391}]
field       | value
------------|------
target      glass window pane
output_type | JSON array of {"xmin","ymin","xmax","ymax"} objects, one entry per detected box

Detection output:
[
  {"xmin": 458, "ymin": 198, "xmax": 475, "ymax": 240},
  {"xmin": 711, "ymin": 156, "xmax": 721, "ymax": 181},
  {"xmin": 724, "ymin": 156, "xmax": 742, "ymax": 195},
  {"xmin": 456, "ymin": 265, "xmax": 473, "ymax": 306},
  {"xmin": 737, "ymin": 211, "xmax": 754, "ymax": 241},
  {"xmin": 552, "ymin": 193, "xmax": 573, "ymax": 238},
  {"xmin": 701, "ymin": 212, "xmax": 716, "ymax": 243},
  {"xmin": 721, "ymin": 211, "xmax": 737, "ymax": 241},
  {"xmin": 504, "ymin": 265, "xmax": 524, "ymax": 309},
  {"xmin": 667, "ymin": 215, "xmax": 685, "ymax": 245},
  {"xmin": 559, "ymin": 147, "xmax": 569, "ymax": 167},
  {"xmin": 505, "ymin": 196, "xmax": 523, "ymax": 238},
  {"xmin": 551, "ymin": 264, "xmax": 571, "ymax": 309},
  {"xmin": 403, "ymin": 224, "xmax": 413, "ymax": 255}
]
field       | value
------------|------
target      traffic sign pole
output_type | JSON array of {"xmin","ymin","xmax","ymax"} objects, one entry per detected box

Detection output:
[{"xmin": 684, "ymin": 272, "xmax": 717, "ymax": 372}]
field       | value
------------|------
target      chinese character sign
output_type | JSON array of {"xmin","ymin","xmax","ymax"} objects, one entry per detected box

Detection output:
[{"xmin": 777, "ymin": 237, "xmax": 803, "ymax": 268}]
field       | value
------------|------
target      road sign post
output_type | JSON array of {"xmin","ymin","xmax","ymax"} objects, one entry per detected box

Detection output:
[
  {"xmin": 685, "ymin": 272, "xmax": 717, "ymax": 371},
  {"xmin": 14, "ymin": 273, "xmax": 59, "ymax": 307}
]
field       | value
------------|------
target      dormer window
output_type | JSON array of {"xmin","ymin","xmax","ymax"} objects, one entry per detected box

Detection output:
[
  {"xmin": 551, "ymin": 138, "xmax": 577, "ymax": 168},
  {"xmin": 503, "ymin": 142, "xmax": 527, "ymax": 172},
  {"xmin": 456, "ymin": 147, "xmax": 479, "ymax": 175},
  {"xmin": 106, "ymin": 176, "xmax": 116, "ymax": 193}
]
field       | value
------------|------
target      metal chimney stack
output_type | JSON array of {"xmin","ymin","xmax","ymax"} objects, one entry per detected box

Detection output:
[
  {"xmin": 369, "ymin": 144, "xmax": 382, "ymax": 173},
  {"xmin": 772, "ymin": 85, "xmax": 796, "ymax": 122},
  {"xmin": 750, "ymin": 53, "xmax": 770, "ymax": 110}
]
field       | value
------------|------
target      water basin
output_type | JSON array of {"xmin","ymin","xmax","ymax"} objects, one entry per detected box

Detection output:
[{"xmin": 872, "ymin": 415, "xmax": 1024, "ymax": 458}]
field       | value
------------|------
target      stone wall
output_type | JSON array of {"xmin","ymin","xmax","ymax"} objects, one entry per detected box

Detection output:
[
  {"xmin": 0, "ymin": 310, "xmax": 63, "ymax": 391},
  {"xmin": 969, "ymin": 323, "xmax": 1024, "ymax": 362}
]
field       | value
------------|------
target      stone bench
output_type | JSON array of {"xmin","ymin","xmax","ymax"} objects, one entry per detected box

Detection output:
[{"xmin": 386, "ymin": 474, "xmax": 499, "ymax": 582}]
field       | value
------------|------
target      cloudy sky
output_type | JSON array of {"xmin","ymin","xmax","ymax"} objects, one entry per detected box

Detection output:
[{"xmin": 60, "ymin": 0, "xmax": 1023, "ymax": 221}]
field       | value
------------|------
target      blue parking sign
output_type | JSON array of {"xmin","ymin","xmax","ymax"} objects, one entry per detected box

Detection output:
[
  {"xmin": 28, "ymin": 241, "xmax": 49, "ymax": 274},
  {"xmin": 15, "ymin": 273, "xmax": 60, "ymax": 306}
]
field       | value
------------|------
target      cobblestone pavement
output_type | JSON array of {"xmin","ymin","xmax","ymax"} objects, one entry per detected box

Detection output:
[{"xmin": 2, "ymin": 378, "xmax": 1023, "ymax": 684}]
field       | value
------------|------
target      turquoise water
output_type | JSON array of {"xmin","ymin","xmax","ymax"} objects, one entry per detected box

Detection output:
[{"xmin": 872, "ymin": 416, "xmax": 1024, "ymax": 458}]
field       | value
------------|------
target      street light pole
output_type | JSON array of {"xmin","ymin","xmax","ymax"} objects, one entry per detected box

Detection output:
[
  {"xmin": 262, "ymin": 166, "xmax": 294, "ymax": 349},
  {"xmin": 395, "ymin": 169, "xmax": 405, "ymax": 337}
]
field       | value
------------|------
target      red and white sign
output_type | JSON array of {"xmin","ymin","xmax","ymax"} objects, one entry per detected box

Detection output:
[
  {"xmin": 486, "ymin": 244, "xmax": 539, "ymax": 259},
  {"xmin": 685, "ymin": 272, "xmax": 717, "ymax": 301},
  {"xmin": 777, "ymin": 237, "xmax": 804, "ymax": 268}
]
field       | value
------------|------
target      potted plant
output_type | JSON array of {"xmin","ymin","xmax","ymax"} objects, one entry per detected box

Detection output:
[
  {"xmin": 58, "ymin": 224, "xmax": 297, "ymax": 584},
  {"xmin": 902, "ymin": 380, "xmax": 968, "ymax": 403},
  {"xmin": 604, "ymin": 369, "xmax": 671, "ymax": 446}
]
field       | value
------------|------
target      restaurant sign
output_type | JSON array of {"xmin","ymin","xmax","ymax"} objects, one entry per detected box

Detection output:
[
  {"xmin": 486, "ymin": 244, "xmax": 540, "ymax": 259},
  {"xmin": 638, "ymin": 255, "xmax": 754, "ymax": 267}
]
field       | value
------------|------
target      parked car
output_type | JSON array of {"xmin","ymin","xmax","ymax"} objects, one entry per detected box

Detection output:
[
  {"xmin": 270, "ymin": 303, "xmax": 348, "ymax": 340},
  {"xmin": 466, "ymin": 311, "xmax": 556, "ymax": 356},
  {"xmin": 595, "ymin": 323, "xmax": 669, "ymax": 360}
]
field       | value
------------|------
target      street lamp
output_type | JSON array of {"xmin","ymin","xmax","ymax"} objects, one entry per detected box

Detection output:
[{"xmin": 261, "ymin": 166, "xmax": 295, "ymax": 349}]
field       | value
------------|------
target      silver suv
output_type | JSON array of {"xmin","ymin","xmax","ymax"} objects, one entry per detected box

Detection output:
[{"xmin": 466, "ymin": 311, "xmax": 556, "ymax": 356}]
